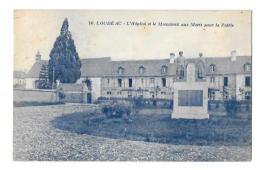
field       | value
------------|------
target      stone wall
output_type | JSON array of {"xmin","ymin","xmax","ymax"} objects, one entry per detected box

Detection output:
[
  {"xmin": 63, "ymin": 92, "xmax": 85, "ymax": 103},
  {"xmin": 14, "ymin": 89, "xmax": 58, "ymax": 103}
]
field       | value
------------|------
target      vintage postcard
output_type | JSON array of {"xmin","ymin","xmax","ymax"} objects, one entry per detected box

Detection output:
[{"xmin": 13, "ymin": 10, "xmax": 252, "ymax": 161}]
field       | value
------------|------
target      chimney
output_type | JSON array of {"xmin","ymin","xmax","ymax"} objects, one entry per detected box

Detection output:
[
  {"xmin": 35, "ymin": 50, "xmax": 41, "ymax": 63},
  {"xmin": 199, "ymin": 52, "xmax": 203, "ymax": 58},
  {"xmin": 231, "ymin": 50, "xmax": 237, "ymax": 61},
  {"xmin": 170, "ymin": 53, "xmax": 175, "ymax": 63}
]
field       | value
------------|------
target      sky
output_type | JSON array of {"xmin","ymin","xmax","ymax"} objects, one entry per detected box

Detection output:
[{"xmin": 14, "ymin": 10, "xmax": 251, "ymax": 72}]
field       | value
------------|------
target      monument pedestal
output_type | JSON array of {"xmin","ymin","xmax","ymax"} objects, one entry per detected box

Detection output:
[
  {"xmin": 172, "ymin": 112, "xmax": 209, "ymax": 119},
  {"xmin": 172, "ymin": 63, "xmax": 209, "ymax": 119}
]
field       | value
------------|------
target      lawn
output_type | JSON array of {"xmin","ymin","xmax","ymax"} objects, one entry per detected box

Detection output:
[
  {"xmin": 14, "ymin": 105, "xmax": 252, "ymax": 161},
  {"xmin": 52, "ymin": 108, "xmax": 251, "ymax": 146}
]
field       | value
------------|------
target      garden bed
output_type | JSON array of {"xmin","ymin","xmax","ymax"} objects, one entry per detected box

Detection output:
[{"xmin": 52, "ymin": 108, "xmax": 251, "ymax": 146}]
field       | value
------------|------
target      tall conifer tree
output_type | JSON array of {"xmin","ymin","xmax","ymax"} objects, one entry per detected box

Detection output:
[{"xmin": 48, "ymin": 18, "xmax": 81, "ymax": 84}]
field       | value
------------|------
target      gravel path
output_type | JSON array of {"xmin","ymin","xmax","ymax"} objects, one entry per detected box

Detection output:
[{"xmin": 13, "ymin": 105, "xmax": 251, "ymax": 161}]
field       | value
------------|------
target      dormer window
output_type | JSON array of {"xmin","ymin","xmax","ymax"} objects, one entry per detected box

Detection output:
[
  {"xmin": 209, "ymin": 64, "xmax": 216, "ymax": 72},
  {"xmin": 244, "ymin": 63, "xmax": 251, "ymax": 72},
  {"xmin": 161, "ymin": 65, "xmax": 168, "ymax": 74},
  {"xmin": 139, "ymin": 66, "xmax": 145, "ymax": 75},
  {"xmin": 118, "ymin": 66, "xmax": 124, "ymax": 75}
]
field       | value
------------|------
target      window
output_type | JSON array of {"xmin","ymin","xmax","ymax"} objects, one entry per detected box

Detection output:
[
  {"xmin": 245, "ymin": 76, "xmax": 251, "ymax": 87},
  {"xmin": 210, "ymin": 76, "xmax": 215, "ymax": 83},
  {"xmin": 209, "ymin": 91, "xmax": 216, "ymax": 100},
  {"xmin": 139, "ymin": 66, "xmax": 145, "ymax": 75},
  {"xmin": 162, "ymin": 78, "xmax": 166, "ymax": 87},
  {"xmin": 150, "ymin": 78, "xmax": 155, "ymax": 84},
  {"xmin": 128, "ymin": 78, "xmax": 132, "ymax": 87},
  {"xmin": 209, "ymin": 64, "xmax": 216, "ymax": 72},
  {"xmin": 244, "ymin": 63, "xmax": 251, "ymax": 72},
  {"xmin": 161, "ymin": 65, "xmax": 168, "ymax": 74},
  {"xmin": 107, "ymin": 79, "xmax": 110, "ymax": 85},
  {"xmin": 224, "ymin": 77, "xmax": 228, "ymax": 86},
  {"xmin": 245, "ymin": 91, "xmax": 251, "ymax": 100},
  {"xmin": 161, "ymin": 92, "xmax": 166, "ymax": 95},
  {"xmin": 107, "ymin": 91, "xmax": 112, "ymax": 95},
  {"xmin": 118, "ymin": 79, "xmax": 122, "ymax": 87},
  {"xmin": 118, "ymin": 67, "xmax": 124, "ymax": 75}
]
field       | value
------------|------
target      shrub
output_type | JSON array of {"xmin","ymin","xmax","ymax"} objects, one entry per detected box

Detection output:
[
  {"xmin": 58, "ymin": 91, "xmax": 66, "ymax": 99},
  {"xmin": 101, "ymin": 101, "xmax": 132, "ymax": 118},
  {"xmin": 57, "ymin": 88, "xmax": 66, "ymax": 101},
  {"xmin": 224, "ymin": 99, "xmax": 238, "ymax": 117}
]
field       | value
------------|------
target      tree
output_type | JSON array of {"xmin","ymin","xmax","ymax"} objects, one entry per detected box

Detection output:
[
  {"xmin": 38, "ymin": 64, "xmax": 51, "ymax": 89},
  {"xmin": 48, "ymin": 18, "xmax": 81, "ymax": 84}
]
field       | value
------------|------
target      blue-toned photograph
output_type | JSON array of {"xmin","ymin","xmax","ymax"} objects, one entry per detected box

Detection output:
[{"xmin": 13, "ymin": 10, "xmax": 252, "ymax": 161}]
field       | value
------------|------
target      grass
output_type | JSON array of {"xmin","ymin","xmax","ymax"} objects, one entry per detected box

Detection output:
[{"xmin": 52, "ymin": 108, "xmax": 251, "ymax": 146}]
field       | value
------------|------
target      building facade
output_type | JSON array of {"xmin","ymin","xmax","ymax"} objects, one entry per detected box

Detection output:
[
  {"xmin": 25, "ymin": 51, "xmax": 252, "ymax": 102},
  {"xmin": 13, "ymin": 71, "xmax": 26, "ymax": 88}
]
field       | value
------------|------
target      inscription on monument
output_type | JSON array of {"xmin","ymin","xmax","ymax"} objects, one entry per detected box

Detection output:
[{"xmin": 178, "ymin": 90, "xmax": 203, "ymax": 106}]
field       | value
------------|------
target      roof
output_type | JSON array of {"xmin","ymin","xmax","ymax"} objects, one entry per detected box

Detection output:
[
  {"xmin": 205, "ymin": 56, "xmax": 251, "ymax": 75},
  {"xmin": 106, "ymin": 59, "xmax": 176, "ymax": 77},
  {"xmin": 81, "ymin": 57, "xmax": 111, "ymax": 77},
  {"xmin": 26, "ymin": 60, "xmax": 48, "ymax": 78},
  {"xmin": 25, "ymin": 56, "xmax": 251, "ymax": 78},
  {"xmin": 13, "ymin": 71, "xmax": 26, "ymax": 79}
]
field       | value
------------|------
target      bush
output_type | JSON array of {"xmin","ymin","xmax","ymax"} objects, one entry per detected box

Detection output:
[
  {"xmin": 224, "ymin": 99, "xmax": 238, "ymax": 117},
  {"xmin": 101, "ymin": 101, "xmax": 132, "ymax": 118},
  {"xmin": 58, "ymin": 91, "xmax": 66, "ymax": 100}
]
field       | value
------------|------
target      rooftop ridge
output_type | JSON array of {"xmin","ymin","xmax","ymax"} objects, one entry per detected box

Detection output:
[{"xmin": 36, "ymin": 55, "xmax": 251, "ymax": 63}]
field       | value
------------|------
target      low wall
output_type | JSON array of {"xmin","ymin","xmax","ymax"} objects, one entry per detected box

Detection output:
[
  {"xmin": 63, "ymin": 92, "xmax": 85, "ymax": 103},
  {"xmin": 14, "ymin": 89, "xmax": 59, "ymax": 103}
]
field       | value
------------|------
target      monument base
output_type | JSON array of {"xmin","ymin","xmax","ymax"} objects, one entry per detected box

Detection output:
[
  {"xmin": 172, "ymin": 63, "xmax": 209, "ymax": 120},
  {"xmin": 171, "ymin": 112, "xmax": 209, "ymax": 119}
]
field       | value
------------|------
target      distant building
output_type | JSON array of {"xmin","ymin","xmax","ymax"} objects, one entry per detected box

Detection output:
[
  {"xmin": 25, "ymin": 51, "xmax": 48, "ymax": 89},
  {"xmin": 25, "ymin": 50, "xmax": 252, "ymax": 102},
  {"xmin": 13, "ymin": 71, "xmax": 26, "ymax": 88}
]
